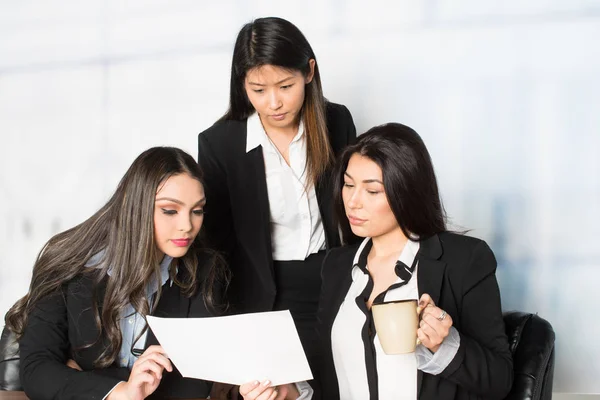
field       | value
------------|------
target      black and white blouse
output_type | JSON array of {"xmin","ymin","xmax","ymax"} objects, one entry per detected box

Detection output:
[{"xmin": 329, "ymin": 237, "xmax": 460, "ymax": 400}]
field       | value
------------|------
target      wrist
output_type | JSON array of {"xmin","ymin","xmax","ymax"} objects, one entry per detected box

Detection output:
[{"xmin": 106, "ymin": 382, "xmax": 128, "ymax": 400}]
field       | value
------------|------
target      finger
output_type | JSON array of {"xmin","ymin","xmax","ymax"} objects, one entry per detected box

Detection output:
[
  {"xmin": 66, "ymin": 359, "xmax": 82, "ymax": 371},
  {"xmin": 143, "ymin": 345, "xmax": 167, "ymax": 355},
  {"xmin": 130, "ymin": 370, "xmax": 159, "ymax": 389},
  {"xmin": 417, "ymin": 327, "xmax": 431, "ymax": 348},
  {"xmin": 266, "ymin": 388, "xmax": 278, "ymax": 400},
  {"xmin": 274, "ymin": 385, "xmax": 289, "ymax": 400},
  {"xmin": 417, "ymin": 293, "xmax": 435, "ymax": 314},
  {"xmin": 419, "ymin": 318, "xmax": 444, "ymax": 346},
  {"xmin": 135, "ymin": 352, "xmax": 173, "ymax": 373},
  {"xmin": 422, "ymin": 310, "xmax": 453, "ymax": 335},
  {"xmin": 240, "ymin": 380, "xmax": 260, "ymax": 398},
  {"xmin": 248, "ymin": 380, "xmax": 275, "ymax": 400},
  {"xmin": 131, "ymin": 358, "xmax": 166, "ymax": 381}
]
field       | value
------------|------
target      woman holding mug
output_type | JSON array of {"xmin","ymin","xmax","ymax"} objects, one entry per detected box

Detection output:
[{"xmin": 240, "ymin": 123, "xmax": 513, "ymax": 400}]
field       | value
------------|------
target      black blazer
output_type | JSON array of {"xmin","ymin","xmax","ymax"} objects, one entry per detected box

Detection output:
[
  {"xmin": 19, "ymin": 260, "xmax": 215, "ymax": 400},
  {"xmin": 197, "ymin": 102, "xmax": 356, "ymax": 313},
  {"xmin": 316, "ymin": 232, "xmax": 514, "ymax": 400}
]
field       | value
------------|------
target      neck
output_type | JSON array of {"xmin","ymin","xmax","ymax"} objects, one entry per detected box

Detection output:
[{"xmin": 370, "ymin": 227, "xmax": 409, "ymax": 259}]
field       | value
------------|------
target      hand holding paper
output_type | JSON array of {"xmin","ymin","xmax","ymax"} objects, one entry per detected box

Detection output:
[{"xmin": 146, "ymin": 310, "xmax": 313, "ymax": 386}]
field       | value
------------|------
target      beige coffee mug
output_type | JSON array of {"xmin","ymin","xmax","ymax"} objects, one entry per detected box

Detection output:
[{"xmin": 372, "ymin": 299, "xmax": 419, "ymax": 354}]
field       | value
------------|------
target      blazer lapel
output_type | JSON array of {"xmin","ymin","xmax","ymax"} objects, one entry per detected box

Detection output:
[
  {"xmin": 315, "ymin": 168, "xmax": 337, "ymax": 250},
  {"xmin": 415, "ymin": 234, "xmax": 446, "ymax": 397},
  {"xmin": 240, "ymin": 146, "xmax": 274, "ymax": 280}
]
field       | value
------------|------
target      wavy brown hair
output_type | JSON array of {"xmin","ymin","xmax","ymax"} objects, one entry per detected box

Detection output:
[
  {"xmin": 221, "ymin": 16, "xmax": 333, "ymax": 186},
  {"xmin": 5, "ymin": 147, "xmax": 229, "ymax": 368}
]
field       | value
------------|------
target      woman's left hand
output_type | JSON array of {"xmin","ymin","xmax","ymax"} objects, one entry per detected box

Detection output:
[{"xmin": 417, "ymin": 293, "xmax": 453, "ymax": 353}]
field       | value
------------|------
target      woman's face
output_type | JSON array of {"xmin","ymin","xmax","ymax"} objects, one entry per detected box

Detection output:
[
  {"xmin": 244, "ymin": 61, "xmax": 315, "ymax": 133},
  {"xmin": 153, "ymin": 173, "xmax": 205, "ymax": 258},
  {"xmin": 342, "ymin": 154, "xmax": 401, "ymax": 239}
]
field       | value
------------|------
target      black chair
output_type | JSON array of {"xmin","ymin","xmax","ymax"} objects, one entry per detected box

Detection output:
[
  {"xmin": 0, "ymin": 325, "xmax": 21, "ymax": 391},
  {"xmin": 503, "ymin": 311, "xmax": 555, "ymax": 400}
]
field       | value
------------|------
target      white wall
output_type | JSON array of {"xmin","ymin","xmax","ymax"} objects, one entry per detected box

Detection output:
[{"xmin": 1, "ymin": 0, "xmax": 599, "ymax": 394}]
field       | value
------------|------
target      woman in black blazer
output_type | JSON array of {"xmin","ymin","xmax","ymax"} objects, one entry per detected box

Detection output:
[
  {"xmin": 240, "ymin": 123, "xmax": 512, "ymax": 400},
  {"xmin": 4, "ymin": 147, "xmax": 228, "ymax": 400},
  {"xmin": 197, "ymin": 17, "xmax": 356, "ymax": 373}
]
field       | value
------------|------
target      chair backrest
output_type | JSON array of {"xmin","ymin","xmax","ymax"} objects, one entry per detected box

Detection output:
[
  {"xmin": 0, "ymin": 325, "xmax": 21, "ymax": 391},
  {"xmin": 503, "ymin": 311, "xmax": 555, "ymax": 400}
]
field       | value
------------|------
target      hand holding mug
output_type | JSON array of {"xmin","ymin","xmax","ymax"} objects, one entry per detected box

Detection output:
[{"xmin": 417, "ymin": 293, "xmax": 453, "ymax": 353}]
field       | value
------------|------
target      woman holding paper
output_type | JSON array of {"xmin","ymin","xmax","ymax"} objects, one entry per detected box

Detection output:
[
  {"xmin": 240, "ymin": 123, "xmax": 513, "ymax": 399},
  {"xmin": 5, "ymin": 147, "xmax": 229, "ymax": 400},
  {"xmin": 197, "ymin": 16, "xmax": 356, "ymax": 374}
]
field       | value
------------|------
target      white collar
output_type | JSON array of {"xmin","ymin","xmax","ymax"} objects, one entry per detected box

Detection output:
[
  {"xmin": 351, "ymin": 237, "xmax": 420, "ymax": 271},
  {"xmin": 246, "ymin": 112, "xmax": 305, "ymax": 153}
]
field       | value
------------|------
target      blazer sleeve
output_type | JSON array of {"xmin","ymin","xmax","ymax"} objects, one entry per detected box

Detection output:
[
  {"xmin": 440, "ymin": 240, "xmax": 514, "ymax": 399},
  {"xmin": 197, "ymin": 129, "xmax": 236, "ymax": 260},
  {"xmin": 341, "ymin": 104, "xmax": 357, "ymax": 146},
  {"xmin": 19, "ymin": 289, "xmax": 125, "ymax": 400}
]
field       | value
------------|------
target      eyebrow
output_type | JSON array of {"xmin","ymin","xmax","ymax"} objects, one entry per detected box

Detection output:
[
  {"xmin": 344, "ymin": 171, "xmax": 383, "ymax": 184},
  {"xmin": 247, "ymin": 76, "xmax": 295, "ymax": 86},
  {"xmin": 155, "ymin": 197, "xmax": 206, "ymax": 206}
]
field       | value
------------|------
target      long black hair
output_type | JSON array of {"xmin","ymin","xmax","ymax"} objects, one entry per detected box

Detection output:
[
  {"xmin": 221, "ymin": 16, "xmax": 332, "ymax": 186},
  {"xmin": 333, "ymin": 123, "xmax": 447, "ymax": 244}
]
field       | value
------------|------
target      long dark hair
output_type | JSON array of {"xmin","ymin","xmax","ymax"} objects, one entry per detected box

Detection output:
[
  {"xmin": 5, "ymin": 147, "xmax": 229, "ymax": 367},
  {"xmin": 221, "ymin": 16, "xmax": 332, "ymax": 186},
  {"xmin": 333, "ymin": 123, "xmax": 447, "ymax": 245}
]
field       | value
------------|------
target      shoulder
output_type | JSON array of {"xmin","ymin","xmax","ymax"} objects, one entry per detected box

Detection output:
[
  {"xmin": 322, "ymin": 243, "xmax": 361, "ymax": 278},
  {"xmin": 325, "ymin": 101, "xmax": 352, "ymax": 123},
  {"xmin": 198, "ymin": 119, "xmax": 248, "ymax": 147},
  {"xmin": 324, "ymin": 101, "xmax": 356, "ymax": 151},
  {"xmin": 198, "ymin": 119, "xmax": 249, "ymax": 163},
  {"xmin": 199, "ymin": 119, "xmax": 247, "ymax": 139},
  {"xmin": 438, "ymin": 231, "xmax": 489, "ymax": 253},
  {"xmin": 437, "ymin": 232, "xmax": 497, "ymax": 285}
]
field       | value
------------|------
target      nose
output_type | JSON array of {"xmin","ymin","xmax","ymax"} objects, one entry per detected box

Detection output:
[
  {"xmin": 345, "ymin": 188, "xmax": 362, "ymax": 209},
  {"xmin": 178, "ymin": 214, "xmax": 193, "ymax": 232},
  {"xmin": 268, "ymin": 90, "xmax": 282, "ymax": 110}
]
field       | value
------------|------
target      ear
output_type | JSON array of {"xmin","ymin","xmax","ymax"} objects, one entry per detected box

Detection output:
[{"xmin": 305, "ymin": 59, "xmax": 316, "ymax": 84}]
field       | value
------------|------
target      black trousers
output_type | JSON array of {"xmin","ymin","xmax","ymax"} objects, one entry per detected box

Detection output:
[{"xmin": 273, "ymin": 250, "xmax": 326, "ymax": 378}]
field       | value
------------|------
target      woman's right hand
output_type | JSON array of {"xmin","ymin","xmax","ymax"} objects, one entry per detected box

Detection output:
[
  {"xmin": 239, "ymin": 380, "xmax": 298, "ymax": 400},
  {"xmin": 107, "ymin": 345, "xmax": 172, "ymax": 400}
]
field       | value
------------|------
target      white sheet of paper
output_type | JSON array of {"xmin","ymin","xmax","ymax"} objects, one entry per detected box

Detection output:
[{"xmin": 146, "ymin": 310, "xmax": 313, "ymax": 386}]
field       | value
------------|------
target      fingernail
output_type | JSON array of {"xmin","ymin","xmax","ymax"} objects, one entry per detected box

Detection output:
[
  {"xmin": 262, "ymin": 380, "xmax": 271, "ymax": 387},
  {"xmin": 416, "ymin": 306, "xmax": 422, "ymax": 314}
]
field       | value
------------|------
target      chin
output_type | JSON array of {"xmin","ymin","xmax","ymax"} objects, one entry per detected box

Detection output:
[
  {"xmin": 350, "ymin": 226, "xmax": 370, "ymax": 238},
  {"xmin": 163, "ymin": 247, "xmax": 191, "ymax": 258}
]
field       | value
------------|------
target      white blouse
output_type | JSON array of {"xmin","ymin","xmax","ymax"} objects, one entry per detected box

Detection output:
[
  {"xmin": 246, "ymin": 112, "xmax": 325, "ymax": 261},
  {"xmin": 331, "ymin": 237, "xmax": 420, "ymax": 400}
]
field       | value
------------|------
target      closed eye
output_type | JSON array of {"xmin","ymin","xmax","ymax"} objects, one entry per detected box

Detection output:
[
  {"xmin": 193, "ymin": 209, "xmax": 205, "ymax": 215},
  {"xmin": 161, "ymin": 208, "xmax": 177, "ymax": 215}
]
